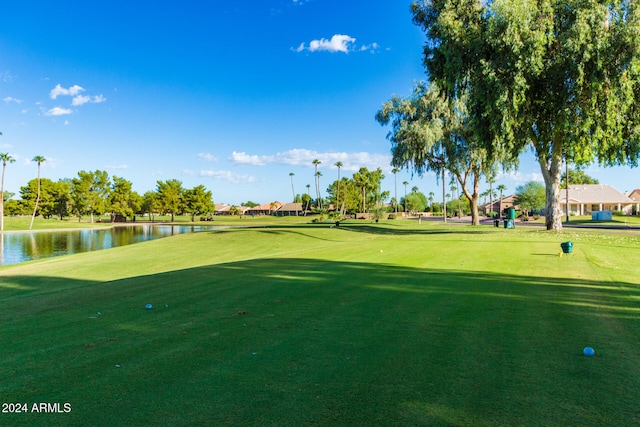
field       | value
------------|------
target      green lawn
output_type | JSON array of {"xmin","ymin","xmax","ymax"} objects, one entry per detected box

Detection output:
[{"xmin": 1, "ymin": 221, "xmax": 639, "ymax": 426}]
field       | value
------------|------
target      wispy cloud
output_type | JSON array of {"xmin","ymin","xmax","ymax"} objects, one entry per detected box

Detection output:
[
  {"xmin": 106, "ymin": 164, "xmax": 128, "ymax": 170},
  {"xmin": 1, "ymin": 71, "xmax": 13, "ymax": 83},
  {"xmin": 72, "ymin": 94, "xmax": 107, "ymax": 106},
  {"xmin": 200, "ymin": 169, "xmax": 257, "ymax": 184},
  {"xmin": 48, "ymin": 84, "xmax": 106, "ymax": 112},
  {"xmin": 45, "ymin": 107, "xmax": 73, "ymax": 116},
  {"xmin": 3, "ymin": 96, "xmax": 23, "ymax": 104},
  {"xmin": 198, "ymin": 152, "xmax": 218, "ymax": 162},
  {"xmin": 230, "ymin": 149, "xmax": 391, "ymax": 172},
  {"xmin": 294, "ymin": 34, "xmax": 382, "ymax": 54}
]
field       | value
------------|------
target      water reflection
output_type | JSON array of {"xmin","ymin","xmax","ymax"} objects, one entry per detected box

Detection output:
[{"xmin": 0, "ymin": 225, "xmax": 217, "ymax": 266}]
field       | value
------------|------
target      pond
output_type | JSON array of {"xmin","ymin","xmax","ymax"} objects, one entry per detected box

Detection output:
[{"xmin": 0, "ymin": 225, "xmax": 218, "ymax": 266}]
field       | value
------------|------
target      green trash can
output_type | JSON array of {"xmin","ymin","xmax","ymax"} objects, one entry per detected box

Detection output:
[
  {"xmin": 507, "ymin": 207, "xmax": 516, "ymax": 220},
  {"xmin": 560, "ymin": 241, "xmax": 573, "ymax": 254}
]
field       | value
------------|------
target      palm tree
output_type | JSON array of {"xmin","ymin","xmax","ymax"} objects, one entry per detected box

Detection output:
[
  {"xmin": 334, "ymin": 161, "xmax": 343, "ymax": 214},
  {"xmin": 391, "ymin": 167, "xmax": 399, "ymax": 214},
  {"xmin": 312, "ymin": 159, "xmax": 321, "ymax": 208},
  {"xmin": 1, "ymin": 152, "xmax": 16, "ymax": 232},
  {"xmin": 305, "ymin": 183, "xmax": 311, "ymax": 214},
  {"xmin": 29, "ymin": 155, "xmax": 46, "ymax": 230},
  {"xmin": 289, "ymin": 172, "xmax": 295, "ymax": 202},
  {"xmin": 450, "ymin": 178, "xmax": 460, "ymax": 219},
  {"xmin": 486, "ymin": 173, "xmax": 496, "ymax": 215},
  {"xmin": 428, "ymin": 191, "xmax": 435, "ymax": 211},
  {"xmin": 497, "ymin": 184, "xmax": 507, "ymax": 217},
  {"xmin": 315, "ymin": 171, "xmax": 323, "ymax": 209},
  {"xmin": 403, "ymin": 181, "xmax": 408, "ymax": 215}
]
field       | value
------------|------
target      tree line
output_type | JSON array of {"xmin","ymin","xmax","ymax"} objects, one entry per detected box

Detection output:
[{"xmin": 0, "ymin": 159, "xmax": 214, "ymax": 230}]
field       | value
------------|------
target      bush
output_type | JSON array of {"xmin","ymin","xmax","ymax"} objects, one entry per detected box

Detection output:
[
  {"xmin": 612, "ymin": 210, "xmax": 626, "ymax": 216},
  {"xmin": 388, "ymin": 213, "xmax": 397, "ymax": 220}
]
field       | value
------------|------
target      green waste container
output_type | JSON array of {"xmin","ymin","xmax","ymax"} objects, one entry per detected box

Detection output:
[
  {"xmin": 560, "ymin": 241, "xmax": 573, "ymax": 254},
  {"xmin": 507, "ymin": 207, "xmax": 516, "ymax": 220}
]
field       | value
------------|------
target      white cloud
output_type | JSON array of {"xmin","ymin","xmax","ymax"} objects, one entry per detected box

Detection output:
[
  {"xmin": 45, "ymin": 107, "xmax": 73, "ymax": 116},
  {"xmin": 72, "ymin": 94, "xmax": 106, "ymax": 106},
  {"xmin": 230, "ymin": 149, "xmax": 392, "ymax": 172},
  {"xmin": 295, "ymin": 34, "xmax": 356, "ymax": 53},
  {"xmin": 72, "ymin": 95, "xmax": 91, "ymax": 106},
  {"xmin": 3, "ymin": 96, "xmax": 23, "ymax": 104},
  {"xmin": 106, "ymin": 164, "xmax": 128, "ymax": 170},
  {"xmin": 294, "ymin": 35, "xmax": 384, "ymax": 54},
  {"xmin": 198, "ymin": 152, "xmax": 218, "ymax": 162},
  {"xmin": 50, "ymin": 84, "xmax": 85, "ymax": 99},
  {"xmin": 200, "ymin": 169, "xmax": 257, "ymax": 184}
]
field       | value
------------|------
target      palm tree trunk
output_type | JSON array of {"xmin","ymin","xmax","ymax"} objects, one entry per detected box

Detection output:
[{"xmin": 29, "ymin": 166, "xmax": 41, "ymax": 230}]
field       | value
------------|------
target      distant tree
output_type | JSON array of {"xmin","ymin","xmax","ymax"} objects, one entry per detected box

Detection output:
[
  {"xmin": 391, "ymin": 167, "xmax": 399, "ymax": 213},
  {"xmin": 241, "ymin": 201, "xmax": 259, "ymax": 208},
  {"xmin": 514, "ymin": 182, "xmax": 546, "ymax": 217},
  {"xmin": 70, "ymin": 170, "xmax": 111, "ymax": 222},
  {"xmin": 183, "ymin": 184, "xmax": 214, "ymax": 221},
  {"xmin": 335, "ymin": 161, "xmax": 343, "ymax": 214},
  {"xmin": 1, "ymin": 152, "xmax": 16, "ymax": 231},
  {"xmin": 21, "ymin": 178, "xmax": 57, "ymax": 219},
  {"xmin": 156, "ymin": 179, "xmax": 184, "ymax": 222},
  {"xmin": 109, "ymin": 176, "xmax": 139, "ymax": 222},
  {"xmin": 402, "ymin": 191, "xmax": 427, "ymax": 214},
  {"xmin": 560, "ymin": 169, "xmax": 600, "ymax": 189},
  {"xmin": 140, "ymin": 191, "xmax": 159, "ymax": 221},
  {"xmin": 289, "ymin": 172, "xmax": 295, "ymax": 203},
  {"xmin": 29, "ymin": 155, "xmax": 46, "ymax": 229},
  {"xmin": 312, "ymin": 159, "xmax": 322, "ymax": 208},
  {"xmin": 403, "ymin": 181, "xmax": 409, "ymax": 214},
  {"xmin": 497, "ymin": 184, "xmax": 507, "ymax": 216},
  {"xmin": 52, "ymin": 180, "xmax": 71, "ymax": 220}
]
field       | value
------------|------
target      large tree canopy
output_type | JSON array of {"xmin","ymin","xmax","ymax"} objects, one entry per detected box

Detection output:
[{"xmin": 412, "ymin": 0, "xmax": 640, "ymax": 230}]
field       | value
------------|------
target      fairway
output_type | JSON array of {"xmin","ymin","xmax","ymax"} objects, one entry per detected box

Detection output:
[{"xmin": 1, "ymin": 221, "xmax": 639, "ymax": 426}]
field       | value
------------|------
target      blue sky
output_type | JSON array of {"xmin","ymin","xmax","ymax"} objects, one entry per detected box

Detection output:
[{"xmin": 1, "ymin": 0, "xmax": 638, "ymax": 206}]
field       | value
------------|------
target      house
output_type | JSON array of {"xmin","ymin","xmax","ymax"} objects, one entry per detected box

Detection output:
[
  {"xmin": 481, "ymin": 194, "xmax": 518, "ymax": 216},
  {"xmin": 559, "ymin": 184, "xmax": 635, "ymax": 215},
  {"xmin": 627, "ymin": 189, "xmax": 640, "ymax": 215},
  {"xmin": 214, "ymin": 204, "xmax": 250, "ymax": 216},
  {"xmin": 246, "ymin": 202, "xmax": 282, "ymax": 216},
  {"xmin": 277, "ymin": 203, "xmax": 305, "ymax": 217}
]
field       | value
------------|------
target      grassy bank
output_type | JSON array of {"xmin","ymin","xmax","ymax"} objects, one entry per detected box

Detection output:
[{"xmin": 1, "ymin": 221, "xmax": 639, "ymax": 426}]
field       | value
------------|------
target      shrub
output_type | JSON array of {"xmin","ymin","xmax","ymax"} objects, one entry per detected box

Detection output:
[{"xmin": 388, "ymin": 213, "xmax": 397, "ymax": 220}]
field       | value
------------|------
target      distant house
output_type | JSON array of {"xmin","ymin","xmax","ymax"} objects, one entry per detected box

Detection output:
[
  {"xmin": 482, "ymin": 194, "xmax": 517, "ymax": 216},
  {"xmin": 277, "ymin": 203, "xmax": 305, "ymax": 217},
  {"xmin": 559, "ymin": 184, "xmax": 635, "ymax": 215},
  {"xmin": 214, "ymin": 204, "xmax": 249, "ymax": 216},
  {"xmin": 246, "ymin": 202, "xmax": 282, "ymax": 216}
]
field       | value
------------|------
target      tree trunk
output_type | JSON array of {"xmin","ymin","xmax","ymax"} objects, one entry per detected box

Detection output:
[
  {"xmin": 461, "ymin": 175, "xmax": 481, "ymax": 226},
  {"xmin": 536, "ymin": 145, "xmax": 564, "ymax": 231}
]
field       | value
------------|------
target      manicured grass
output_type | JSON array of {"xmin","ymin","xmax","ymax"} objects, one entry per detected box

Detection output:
[{"xmin": 1, "ymin": 221, "xmax": 639, "ymax": 426}]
